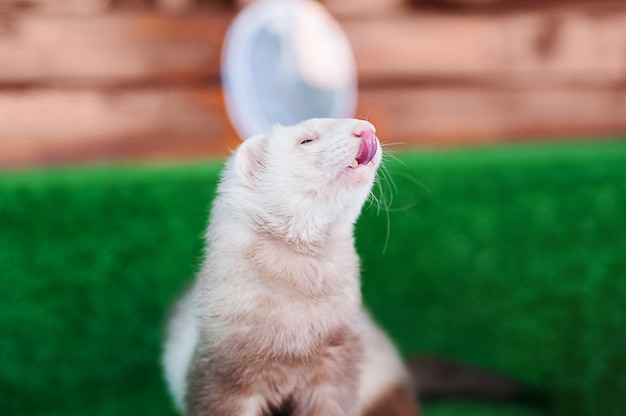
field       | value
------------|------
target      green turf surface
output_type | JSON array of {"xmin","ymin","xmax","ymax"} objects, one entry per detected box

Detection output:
[{"xmin": 1, "ymin": 140, "xmax": 625, "ymax": 415}]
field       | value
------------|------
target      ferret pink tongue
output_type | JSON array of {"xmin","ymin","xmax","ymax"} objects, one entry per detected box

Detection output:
[{"xmin": 355, "ymin": 129, "xmax": 378, "ymax": 165}]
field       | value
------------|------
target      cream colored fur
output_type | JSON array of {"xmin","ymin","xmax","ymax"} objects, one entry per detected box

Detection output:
[{"xmin": 163, "ymin": 118, "xmax": 412, "ymax": 416}]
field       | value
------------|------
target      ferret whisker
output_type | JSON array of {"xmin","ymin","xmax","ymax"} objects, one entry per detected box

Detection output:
[
  {"xmin": 377, "ymin": 177, "xmax": 392, "ymax": 254},
  {"xmin": 391, "ymin": 171, "xmax": 433, "ymax": 194},
  {"xmin": 372, "ymin": 165, "xmax": 394, "ymax": 254},
  {"xmin": 381, "ymin": 151, "xmax": 431, "ymax": 195},
  {"xmin": 382, "ymin": 151, "xmax": 409, "ymax": 169},
  {"xmin": 380, "ymin": 162, "xmax": 398, "ymax": 199},
  {"xmin": 382, "ymin": 203, "xmax": 391, "ymax": 254},
  {"xmin": 381, "ymin": 140, "xmax": 410, "ymax": 151},
  {"xmin": 385, "ymin": 202, "xmax": 418, "ymax": 213},
  {"xmin": 366, "ymin": 174, "xmax": 384, "ymax": 213},
  {"xmin": 377, "ymin": 162, "xmax": 396, "ymax": 208},
  {"xmin": 378, "ymin": 165, "xmax": 418, "ymax": 213},
  {"xmin": 373, "ymin": 168, "xmax": 387, "ymax": 209},
  {"xmin": 366, "ymin": 188, "xmax": 379, "ymax": 212},
  {"xmin": 372, "ymin": 177, "xmax": 388, "ymax": 215},
  {"xmin": 377, "ymin": 179, "xmax": 390, "ymax": 215}
]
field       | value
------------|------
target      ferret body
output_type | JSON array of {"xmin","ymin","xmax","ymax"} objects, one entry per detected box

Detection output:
[{"xmin": 163, "ymin": 118, "xmax": 418, "ymax": 416}]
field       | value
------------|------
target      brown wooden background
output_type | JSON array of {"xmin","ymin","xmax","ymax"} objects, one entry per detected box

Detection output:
[{"xmin": 1, "ymin": 0, "xmax": 625, "ymax": 168}]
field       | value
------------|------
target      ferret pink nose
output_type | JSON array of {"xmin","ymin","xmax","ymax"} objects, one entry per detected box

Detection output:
[{"xmin": 353, "ymin": 127, "xmax": 378, "ymax": 165}]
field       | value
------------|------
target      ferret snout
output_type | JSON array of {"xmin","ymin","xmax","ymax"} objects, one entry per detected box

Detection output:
[{"xmin": 351, "ymin": 120, "xmax": 376, "ymax": 139}]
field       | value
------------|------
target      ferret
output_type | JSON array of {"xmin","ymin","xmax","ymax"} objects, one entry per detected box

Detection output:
[
  {"xmin": 162, "ymin": 118, "xmax": 418, "ymax": 416},
  {"xmin": 161, "ymin": 118, "xmax": 541, "ymax": 416}
]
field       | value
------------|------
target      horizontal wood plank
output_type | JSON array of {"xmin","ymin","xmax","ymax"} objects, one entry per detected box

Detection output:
[
  {"xmin": 2, "ymin": 5, "xmax": 626, "ymax": 86},
  {"xmin": 344, "ymin": 7, "xmax": 626, "ymax": 85},
  {"xmin": 2, "ymin": 0, "xmax": 111, "ymax": 15},
  {"xmin": 322, "ymin": 0, "xmax": 407, "ymax": 16},
  {"xmin": 1, "ymin": 85, "xmax": 624, "ymax": 168},
  {"xmin": 357, "ymin": 85, "xmax": 626, "ymax": 148},
  {"xmin": 3, "ymin": 0, "xmax": 233, "ymax": 15},
  {"xmin": 0, "ymin": 87, "xmax": 239, "ymax": 167},
  {"xmin": 0, "ymin": 14, "xmax": 232, "ymax": 86}
]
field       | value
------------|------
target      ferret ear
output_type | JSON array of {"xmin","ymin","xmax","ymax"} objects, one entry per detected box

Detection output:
[{"xmin": 234, "ymin": 133, "xmax": 266, "ymax": 184}]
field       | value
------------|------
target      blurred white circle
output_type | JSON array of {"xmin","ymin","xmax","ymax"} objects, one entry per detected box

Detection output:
[{"xmin": 221, "ymin": 0, "xmax": 357, "ymax": 140}]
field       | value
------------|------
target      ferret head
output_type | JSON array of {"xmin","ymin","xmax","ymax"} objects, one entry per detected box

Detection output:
[{"xmin": 219, "ymin": 118, "xmax": 382, "ymax": 248}]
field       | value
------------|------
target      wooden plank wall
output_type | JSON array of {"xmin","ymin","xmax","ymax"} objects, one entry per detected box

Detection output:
[{"xmin": 0, "ymin": 0, "xmax": 625, "ymax": 168}]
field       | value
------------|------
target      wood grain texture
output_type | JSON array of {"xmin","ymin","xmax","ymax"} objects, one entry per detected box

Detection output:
[
  {"xmin": 2, "ymin": 5, "xmax": 626, "ymax": 86},
  {"xmin": 2, "ymin": 84, "xmax": 624, "ymax": 168},
  {"xmin": 0, "ymin": 14, "xmax": 232, "ymax": 86},
  {"xmin": 344, "ymin": 7, "xmax": 626, "ymax": 85},
  {"xmin": 0, "ymin": 87, "xmax": 239, "ymax": 167},
  {"xmin": 1, "ymin": 0, "xmax": 111, "ymax": 15},
  {"xmin": 357, "ymin": 85, "xmax": 626, "ymax": 148}
]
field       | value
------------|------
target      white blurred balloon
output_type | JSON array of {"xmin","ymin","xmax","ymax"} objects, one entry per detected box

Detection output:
[{"xmin": 221, "ymin": 0, "xmax": 357, "ymax": 140}]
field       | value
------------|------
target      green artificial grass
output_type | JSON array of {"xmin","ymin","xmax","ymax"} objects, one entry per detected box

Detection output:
[{"xmin": 1, "ymin": 139, "xmax": 625, "ymax": 416}]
